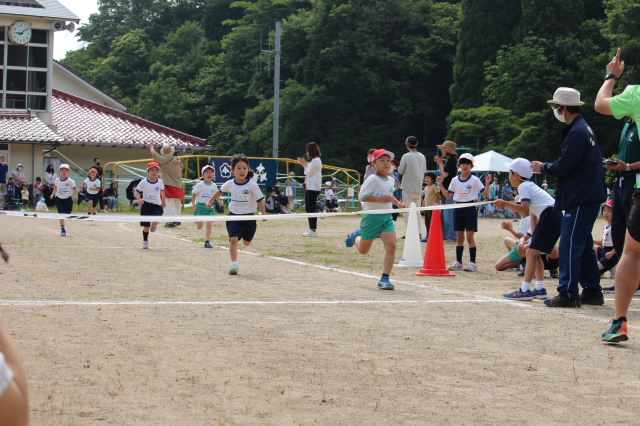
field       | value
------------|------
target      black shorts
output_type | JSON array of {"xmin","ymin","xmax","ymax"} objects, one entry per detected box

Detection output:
[
  {"xmin": 55, "ymin": 197, "xmax": 73, "ymax": 214},
  {"xmin": 140, "ymin": 202, "xmax": 163, "ymax": 227},
  {"xmin": 453, "ymin": 204, "xmax": 478, "ymax": 232},
  {"xmin": 529, "ymin": 207, "xmax": 563, "ymax": 253},
  {"xmin": 225, "ymin": 213, "xmax": 257, "ymax": 242},
  {"xmin": 629, "ymin": 188, "xmax": 640, "ymax": 243},
  {"xmin": 86, "ymin": 193, "xmax": 100, "ymax": 205}
]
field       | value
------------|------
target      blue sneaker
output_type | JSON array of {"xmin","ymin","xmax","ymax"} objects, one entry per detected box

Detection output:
[
  {"xmin": 204, "ymin": 241, "xmax": 213, "ymax": 248},
  {"xmin": 602, "ymin": 319, "xmax": 628, "ymax": 343},
  {"xmin": 531, "ymin": 288, "xmax": 548, "ymax": 300},
  {"xmin": 420, "ymin": 237, "xmax": 428, "ymax": 243},
  {"xmin": 60, "ymin": 229, "xmax": 66, "ymax": 237},
  {"xmin": 503, "ymin": 289, "xmax": 532, "ymax": 301},
  {"xmin": 377, "ymin": 276, "xmax": 394, "ymax": 290},
  {"xmin": 345, "ymin": 229, "xmax": 361, "ymax": 248}
]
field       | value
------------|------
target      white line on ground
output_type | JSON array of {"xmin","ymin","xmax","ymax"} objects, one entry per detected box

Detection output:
[{"xmin": 0, "ymin": 300, "xmax": 512, "ymax": 307}]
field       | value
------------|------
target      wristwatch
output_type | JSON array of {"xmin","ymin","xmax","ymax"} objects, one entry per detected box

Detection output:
[
  {"xmin": 604, "ymin": 72, "xmax": 619, "ymax": 81},
  {"xmin": 627, "ymin": 162, "xmax": 632, "ymax": 172}
]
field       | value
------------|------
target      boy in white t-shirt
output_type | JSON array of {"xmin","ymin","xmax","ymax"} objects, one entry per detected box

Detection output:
[
  {"xmin": 495, "ymin": 158, "xmax": 563, "ymax": 301},
  {"xmin": 324, "ymin": 181, "xmax": 338, "ymax": 212},
  {"xmin": 135, "ymin": 162, "xmax": 166, "ymax": 249},
  {"xmin": 438, "ymin": 153, "xmax": 492, "ymax": 272},
  {"xmin": 345, "ymin": 149, "xmax": 406, "ymax": 290},
  {"xmin": 81, "ymin": 168, "xmax": 101, "ymax": 215},
  {"xmin": 595, "ymin": 200, "xmax": 619, "ymax": 281},
  {"xmin": 50, "ymin": 164, "xmax": 78, "ymax": 237},
  {"xmin": 192, "ymin": 165, "xmax": 221, "ymax": 249}
]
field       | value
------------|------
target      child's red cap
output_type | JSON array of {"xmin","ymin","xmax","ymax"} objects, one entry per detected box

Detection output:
[
  {"xmin": 370, "ymin": 149, "xmax": 395, "ymax": 164},
  {"xmin": 147, "ymin": 162, "xmax": 161, "ymax": 171},
  {"xmin": 603, "ymin": 199, "xmax": 612, "ymax": 208}
]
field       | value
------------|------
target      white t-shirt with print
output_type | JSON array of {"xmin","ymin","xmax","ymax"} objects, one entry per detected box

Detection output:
[
  {"xmin": 359, "ymin": 174, "xmax": 395, "ymax": 211},
  {"xmin": 602, "ymin": 224, "xmax": 613, "ymax": 247},
  {"xmin": 447, "ymin": 175, "xmax": 485, "ymax": 202},
  {"xmin": 192, "ymin": 181, "xmax": 219, "ymax": 204},
  {"xmin": 54, "ymin": 177, "xmax": 77, "ymax": 199},
  {"xmin": 220, "ymin": 179, "xmax": 264, "ymax": 214},
  {"xmin": 83, "ymin": 177, "xmax": 101, "ymax": 194},
  {"xmin": 135, "ymin": 178, "xmax": 165, "ymax": 205},
  {"xmin": 325, "ymin": 188, "xmax": 335, "ymax": 201},
  {"xmin": 517, "ymin": 181, "xmax": 555, "ymax": 218}
]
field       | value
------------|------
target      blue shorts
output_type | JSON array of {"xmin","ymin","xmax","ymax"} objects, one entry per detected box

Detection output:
[
  {"xmin": 360, "ymin": 213, "xmax": 396, "ymax": 240},
  {"xmin": 597, "ymin": 246, "xmax": 619, "ymax": 271},
  {"xmin": 140, "ymin": 202, "xmax": 163, "ymax": 227},
  {"xmin": 86, "ymin": 193, "xmax": 100, "ymax": 205},
  {"xmin": 529, "ymin": 207, "xmax": 562, "ymax": 254},
  {"xmin": 226, "ymin": 213, "xmax": 257, "ymax": 242},
  {"xmin": 55, "ymin": 197, "xmax": 73, "ymax": 214},
  {"xmin": 453, "ymin": 204, "xmax": 478, "ymax": 232}
]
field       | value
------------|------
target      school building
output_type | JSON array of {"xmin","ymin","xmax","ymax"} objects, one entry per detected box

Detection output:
[{"xmin": 0, "ymin": 0, "xmax": 208, "ymax": 188}]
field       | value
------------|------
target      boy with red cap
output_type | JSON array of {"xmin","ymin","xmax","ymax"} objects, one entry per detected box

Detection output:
[
  {"xmin": 346, "ymin": 149, "xmax": 406, "ymax": 290},
  {"xmin": 134, "ymin": 162, "xmax": 166, "ymax": 249}
]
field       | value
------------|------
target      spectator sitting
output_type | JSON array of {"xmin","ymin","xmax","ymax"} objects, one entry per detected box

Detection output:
[
  {"xmin": 594, "ymin": 199, "xmax": 619, "ymax": 277},
  {"xmin": 103, "ymin": 182, "xmax": 119, "ymax": 212},
  {"xmin": 275, "ymin": 190, "xmax": 291, "ymax": 214},
  {"xmin": 265, "ymin": 189, "xmax": 279, "ymax": 214},
  {"xmin": 324, "ymin": 181, "xmax": 339, "ymax": 212}
]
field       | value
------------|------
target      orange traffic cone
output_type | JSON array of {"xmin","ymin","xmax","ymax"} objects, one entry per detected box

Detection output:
[{"xmin": 415, "ymin": 205, "xmax": 456, "ymax": 277}]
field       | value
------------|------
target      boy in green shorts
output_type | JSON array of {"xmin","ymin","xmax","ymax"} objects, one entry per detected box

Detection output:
[
  {"xmin": 192, "ymin": 165, "xmax": 221, "ymax": 248},
  {"xmin": 346, "ymin": 149, "xmax": 407, "ymax": 290}
]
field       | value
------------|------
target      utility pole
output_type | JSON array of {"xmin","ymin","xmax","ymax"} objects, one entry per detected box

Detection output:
[{"xmin": 272, "ymin": 21, "xmax": 282, "ymax": 159}]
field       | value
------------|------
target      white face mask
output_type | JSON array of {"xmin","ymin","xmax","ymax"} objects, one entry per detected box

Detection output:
[
  {"xmin": 367, "ymin": 156, "xmax": 371, "ymax": 163},
  {"xmin": 553, "ymin": 107, "xmax": 565, "ymax": 123}
]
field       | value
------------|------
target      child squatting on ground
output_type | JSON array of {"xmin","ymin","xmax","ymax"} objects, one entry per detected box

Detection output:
[
  {"xmin": 495, "ymin": 158, "xmax": 563, "ymax": 301},
  {"xmin": 50, "ymin": 164, "xmax": 78, "ymax": 237},
  {"xmin": 206, "ymin": 154, "xmax": 267, "ymax": 275},
  {"xmin": 595, "ymin": 199, "xmax": 619, "ymax": 282},
  {"xmin": 135, "ymin": 162, "xmax": 166, "ymax": 249},
  {"xmin": 192, "ymin": 164, "xmax": 222, "ymax": 249},
  {"xmin": 437, "ymin": 153, "xmax": 492, "ymax": 272},
  {"xmin": 81, "ymin": 168, "xmax": 101, "ymax": 215},
  {"xmin": 345, "ymin": 149, "xmax": 407, "ymax": 290}
]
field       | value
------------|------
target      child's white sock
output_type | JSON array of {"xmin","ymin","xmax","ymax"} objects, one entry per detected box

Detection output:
[
  {"xmin": 535, "ymin": 280, "xmax": 545, "ymax": 290},
  {"xmin": 521, "ymin": 281, "xmax": 531, "ymax": 292}
]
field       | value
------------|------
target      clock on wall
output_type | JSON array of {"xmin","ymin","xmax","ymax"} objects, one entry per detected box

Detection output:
[{"xmin": 8, "ymin": 21, "xmax": 32, "ymax": 46}]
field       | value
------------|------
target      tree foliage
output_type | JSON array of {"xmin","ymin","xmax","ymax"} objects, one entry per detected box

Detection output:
[{"xmin": 60, "ymin": 0, "xmax": 639, "ymax": 170}]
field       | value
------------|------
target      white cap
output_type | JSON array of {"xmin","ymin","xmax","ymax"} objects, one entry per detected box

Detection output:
[
  {"xmin": 325, "ymin": 181, "xmax": 332, "ymax": 186},
  {"xmin": 547, "ymin": 87, "xmax": 584, "ymax": 106},
  {"xmin": 201, "ymin": 164, "xmax": 215, "ymax": 175},
  {"xmin": 506, "ymin": 157, "xmax": 533, "ymax": 179},
  {"xmin": 59, "ymin": 163, "xmax": 70, "ymax": 170},
  {"xmin": 458, "ymin": 153, "xmax": 474, "ymax": 164}
]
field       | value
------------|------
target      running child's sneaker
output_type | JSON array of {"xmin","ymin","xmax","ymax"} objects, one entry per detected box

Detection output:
[
  {"xmin": 60, "ymin": 229, "xmax": 66, "ymax": 237},
  {"xmin": 142, "ymin": 241, "xmax": 149, "ymax": 249},
  {"xmin": 448, "ymin": 261, "xmax": 464, "ymax": 271},
  {"xmin": 204, "ymin": 241, "xmax": 213, "ymax": 248},
  {"xmin": 531, "ymin": 288, "xmax": 548, "ymax": 299},
  {"xmin": 602, "ymin": 319, "xmax": 628, "ymax": 343},
  {"xmin": 377, "ymin": 276, "xmax": 394, "ymax": 290},
  {"xmin": 150, "ymin": 224, "xmax": 158, "ymax": 232},
  {"xmin": 229, "ymin": 262, "xmax": 239, "ymax": 275},
  {"xmin": 345, "ymin": 229, "xmax": 361, "ymax": 247},
  {"xmin": 503, "ymin": 289, "xmax": 533, "ymax": 301},
  {"xmin": 463, "ymin": 262, "xmax": 478, "ymax": 272}
]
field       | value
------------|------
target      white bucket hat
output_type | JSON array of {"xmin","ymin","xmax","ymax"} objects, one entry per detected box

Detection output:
[
  {"xmin": 506, "ymin": 158, "xmax": 533, "ymax": 179},
  {"xmin": 547, "ymin": 87, "xmax": 584, "ymax": 106}
]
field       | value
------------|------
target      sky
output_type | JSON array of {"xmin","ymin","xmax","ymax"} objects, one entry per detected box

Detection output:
[{"xmin": 53, "ymin": 0, "xmax": 100, "ymax": 60}]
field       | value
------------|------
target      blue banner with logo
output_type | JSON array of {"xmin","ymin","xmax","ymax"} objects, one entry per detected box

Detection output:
[{"xmin": 208, "ymin": 158, "xmax": 278, "ymax": 188}]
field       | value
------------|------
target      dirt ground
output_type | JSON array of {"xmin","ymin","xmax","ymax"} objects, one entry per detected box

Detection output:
[{"xmin": 1, "ymin": 210, "xmax": 639, "ymax": 425}]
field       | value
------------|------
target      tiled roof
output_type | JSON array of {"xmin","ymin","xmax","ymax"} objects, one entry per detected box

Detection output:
[
  {"xmin": 51, "ymin": 89, "xmax": 208, "ymax": 150},
  {"xmin": 0, "ymin": 0, "xmax": 79, "ymax": 21},
  {"xmin": 0, "ymin": 110, "xmax": 64, "ymax": 143}
]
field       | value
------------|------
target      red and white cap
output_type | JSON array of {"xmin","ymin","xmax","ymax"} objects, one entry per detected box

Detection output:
[
  {"xmin": 201, "ymin": 164, "xmax": 215, "ymax": 175},
  {"xmin": 603, "ymin": 199, "xmax": 613, "ymax": 208},
  {"xmin": 370, "ymin": 149, "xmax": 395, "ymax": 164},
  {"xmin": 59, "ymin": 163, "xmax": 70, "ymax": 170},
  {"xmin": 147, "ymin": 161, "xmax": 161, "ymax": 171},
  {"xmin": 89, "ymin": 167, "xmax": 99, "ymax": 174}
]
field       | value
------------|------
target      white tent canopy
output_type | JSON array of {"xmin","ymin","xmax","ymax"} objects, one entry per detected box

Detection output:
[{"xmin": 472, "ymin": 150, "xmax": 513, "ymax": 172}]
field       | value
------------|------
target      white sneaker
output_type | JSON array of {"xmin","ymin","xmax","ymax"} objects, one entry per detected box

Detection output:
[
  {"xmin": 302, "ymin": 230, "xmax": 318, "ymax": 237},
  {"xmin": 463, "ymin": 262, "xmax": 478, "ymax": 272},
  {"xmin": 448, "ymin": 261, "xmax": 464, "ymax": 271},
  {"xmin": 229, "ymin": 262, "xmax": 239, "ymax": 275}
]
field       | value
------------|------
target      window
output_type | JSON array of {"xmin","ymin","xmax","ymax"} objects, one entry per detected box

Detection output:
[{"xmin": 1, "ymin": 25, "xmax": 50, "ymax": 111}]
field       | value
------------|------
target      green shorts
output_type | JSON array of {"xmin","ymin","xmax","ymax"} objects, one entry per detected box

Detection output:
[
  {"xmin": 194, "ymin": 202, "xmax": 216, "ymax": 216},
  {"xmin": 360, "ymin": 213, "xmax": 396, "ymax": 240},
  {"xmin": 507, "ymin": 240, "xmax": 523, "ymax": 263}
]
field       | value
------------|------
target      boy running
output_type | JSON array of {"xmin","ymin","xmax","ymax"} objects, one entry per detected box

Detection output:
[
  {"xmin": 135, "ymin": 162, "xmax": 166, "ymax": 249},
  {"xmin": 50, "ymin": 164, "xmax": 78, "ymax": 236},
  {"xmin": 192, "ymin": 165, "xmax": 220, "ymax": 248},
  {"xmin": 346, "ymin": 149, "xmax": 407, "ymax": 290}
]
